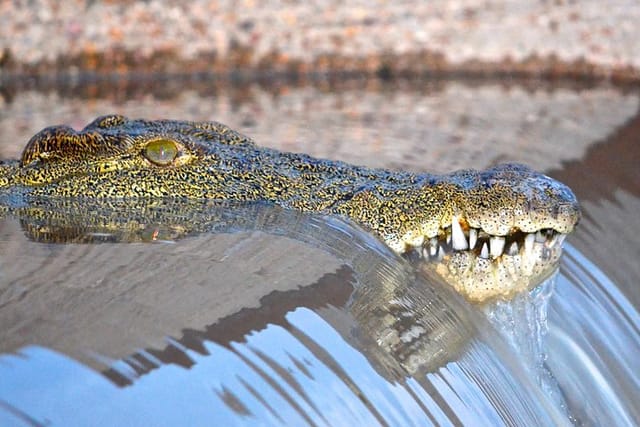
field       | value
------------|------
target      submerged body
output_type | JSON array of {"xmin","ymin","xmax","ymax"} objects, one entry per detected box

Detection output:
[{"xmin": 0, "ymin": 115, "xmax": 580, "ymax": 301}]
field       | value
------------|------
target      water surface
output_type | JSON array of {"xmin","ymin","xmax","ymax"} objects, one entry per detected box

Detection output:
[{"xmin": 0, "ymin": 77, "xmax": 638, "ymax": 425}]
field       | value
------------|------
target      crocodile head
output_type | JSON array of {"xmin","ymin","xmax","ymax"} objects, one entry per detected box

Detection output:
[
  {"xmin": 0, "ymin": 115, "xmax": 580, "ymax": 302},
  {"xmin": 409, "ymin": 164, "xmax": 579, "ymax": 302},
  {"xmin": 326, "ymin": 161, "xmax": 580, "ymax": 302}
]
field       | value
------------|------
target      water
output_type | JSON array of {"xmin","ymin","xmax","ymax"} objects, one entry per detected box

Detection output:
[
  {"xmin": 0, "ymin": 219, "xmax": 634, "ymax": 425},
  {"xmin": 548, "ymin": 247, "xmax": 640, "ymax": 425},
  {"xmin": 483, "ymin": 274, "xmax": 560, "ymax": 400},
  {"xmin": 0, "ymin": 77, "xmax": 638, "ymax": 425},
  {"xmin": 483, "ymin": 244, "xmax": 640, "ymax": 425}
]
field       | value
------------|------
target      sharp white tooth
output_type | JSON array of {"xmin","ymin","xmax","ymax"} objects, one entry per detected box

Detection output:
[
  {"xmin": 507, "ymin": 241, "xmax": 519, "ymax": 255},
  {"xmin": 469, "ymin": 228, "xmax": 478, "ymax": 249},
  {"xmin": 446, "ymin": 231, "xmax": 451, "ymax": 244},
  {"xmin": 546, "ymin": 233, "xmax": 559, "ymax": 248},
  {"xmin": 451, "ymin": 216, "xmax": 469, "ymax": 250},
  {"xmin": 429, "ymin": 237, "xmax": 438, "ymax": 256},
  {"xmin": 524, "ymin": 233, "xmax": 535, "ymax": 257},
  {"xmin": 535, "ymin": 231, "xmax": 546, "ymax": 243},
  {"xmin": 480, "ymin": 242, "xmax": 489, "ymax": 259},
  {"xmin": 436, "ymin": 245, "xmax": 445, "ymax": 260},
  {"xmin": 490, "ymin": 236, "xmax": 505, "ymax": 258}
]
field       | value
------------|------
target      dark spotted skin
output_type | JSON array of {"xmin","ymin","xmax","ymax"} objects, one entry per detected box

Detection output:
[
  {"xmin": 0, "ymin": 115, "xmax": 582, "ymax": 301},
  {"xmin": 0, "ymin": 115, "xmax": 580, "ymax": 254}
]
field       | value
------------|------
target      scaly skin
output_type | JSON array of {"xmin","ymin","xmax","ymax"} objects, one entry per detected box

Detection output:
[{"xmin": 0, "ymin": 115, "xmax": 581, "ymax": 301}]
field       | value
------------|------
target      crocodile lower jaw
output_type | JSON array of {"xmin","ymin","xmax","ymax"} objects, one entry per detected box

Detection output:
[{"xmin": 415, "ymin": 225, "xmax": 566, "ymax": 303}]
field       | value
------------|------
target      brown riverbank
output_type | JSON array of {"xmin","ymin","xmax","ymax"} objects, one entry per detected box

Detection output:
[{"xmin": 1, "ymin": 1, "xmax": 639, "ymax": 82}]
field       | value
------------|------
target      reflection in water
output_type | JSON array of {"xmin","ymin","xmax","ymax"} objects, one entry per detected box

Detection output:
[
  {"xmin": 0, "ymin": 78, "xmax": 638, "ymax": 425},
  {"xmin": 0, "ymin": 200, "xmax": 637, "ymax": 425},
  {"xmin": 2, "ymin": 79, "xmax": 638, "ymax": 175}
]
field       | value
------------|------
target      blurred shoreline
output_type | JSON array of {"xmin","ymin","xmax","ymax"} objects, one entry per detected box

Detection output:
[
  {"xmin": 1, "ymin": 1, "xmax": 639, "ymax": 82},
  {"xmin": 3, "ymin": 49, "xmax": 639, "ymax": 84}
]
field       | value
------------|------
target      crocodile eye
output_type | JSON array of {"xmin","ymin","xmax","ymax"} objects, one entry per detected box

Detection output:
[{"xmin": 144, "ymin": 139, "xmax": 178, "ymax": 166}]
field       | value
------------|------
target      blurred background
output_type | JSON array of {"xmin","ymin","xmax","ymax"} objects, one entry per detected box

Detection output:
[{"xmin": 1, "ymin": 0, "xmax": 639, "ymax": 79}]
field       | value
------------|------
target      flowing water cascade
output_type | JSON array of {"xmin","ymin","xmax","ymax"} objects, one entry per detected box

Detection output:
[
  {"xmin": 476, "ymin": 243, "xmax": 640, "ymax": 426},
  {"xmin": 482, "ymin": 273, "xmax": 569, "ymax": 415},
  {"xmin": 546, "ymin": 245, "xmax": 640, "ymax": 426}
]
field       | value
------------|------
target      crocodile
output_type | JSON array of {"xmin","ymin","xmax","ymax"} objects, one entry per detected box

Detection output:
[{"xmin": 0, "ymin": 115, "xmax": 580, "ymax": 302}]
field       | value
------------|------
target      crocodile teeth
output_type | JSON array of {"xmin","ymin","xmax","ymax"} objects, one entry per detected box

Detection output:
[
  {"xmin": 535, "ymin": 231, "xmax": 546, "ymax": 243},
  {"xmin": 429, "ymin": 237, "xmax": 438, "ymax": 256},
  {"xmin": 490, "ymin": 236, "xmax": 505, "ymax": 258},
  {"xmin": 524, "ymin": 233, "xmax": 535, "ymax": 258},
  {"xmin": 451, "ymin": 216, "xmax": 469, "ymax": 250},
  {"xmin": 480, "ymin": 242, "xmax": 489, "ymax": 259},
  {"xmin": 469, "ymin": 228, "xmax": 478, "ymax": 249},
  {"xmin": 507, "ymin": 241, "xmax": 519, "ymax": 256}
]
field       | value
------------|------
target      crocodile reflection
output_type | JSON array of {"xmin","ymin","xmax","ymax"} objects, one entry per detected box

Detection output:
[{"xmin": 1, "ymin": 199, "xmax": 477, "ymax": 381}]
